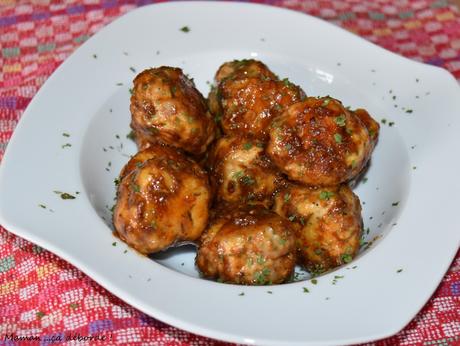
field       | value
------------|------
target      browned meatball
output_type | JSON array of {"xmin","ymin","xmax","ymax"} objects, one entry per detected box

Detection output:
[
  {"xmin": 273, "ymin": 184, "xmax": 363, "ymax": 275},
  {"xmin": 214, "ymin": 59, "xmax": 277, "ymax": 84},
  {"xmin": 206, "ymin": 135, "xmax": 285, "ymax": 207},
  {"xmin": 113, "ymin": 144, "xmax": 211, "ymax": 254},
  {"xmin": 196, "ymin": 205, "xmax": 296, "ymax": 285},
  {"xmin": 218, "ymin": 77, "xmax": 305, "ymax": 140},
  {"xmin": 130, "ymin": 67, "xmax": 216, "ymax": 156},
  {"xmin": 267, "ymin": 97, "xmax": 376, "ymax": 186},
  {"xmin": 208, "ymin": 59, "xmax": 277, "ymax": 124},
  {"xmin": 352, "ymin": 108, "xmax": 380, "ymax": 148}
]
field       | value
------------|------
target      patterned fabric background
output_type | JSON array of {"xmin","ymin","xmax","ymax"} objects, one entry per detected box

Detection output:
[{"xmin": 0, "ymin": 0, "xmax": 459, "ymax": 345}]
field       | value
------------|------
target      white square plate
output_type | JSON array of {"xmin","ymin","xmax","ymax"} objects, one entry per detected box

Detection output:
[{"xmin": 1, "ymin": 2, "xmax": 459, "ymax": 345}]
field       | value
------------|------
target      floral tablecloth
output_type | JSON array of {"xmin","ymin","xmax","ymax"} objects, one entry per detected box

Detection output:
[{"xmin": 0, "ymin": 1, "xmax": 459, "ymax": 345}]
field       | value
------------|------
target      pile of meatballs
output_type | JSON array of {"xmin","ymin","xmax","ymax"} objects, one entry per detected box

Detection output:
[{"xmin": 113, "ymin": 60, "xmax": 380, "ymax": 285}]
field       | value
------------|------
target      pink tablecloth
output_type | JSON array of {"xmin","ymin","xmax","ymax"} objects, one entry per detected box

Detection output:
[{"xmin": 1, "ymin": 1, "xmax": 459, "ymax": 345}]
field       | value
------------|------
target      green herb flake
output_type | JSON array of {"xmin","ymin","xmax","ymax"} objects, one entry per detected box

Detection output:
[
  {"xmin": 397, "ymin": 268, "xmax": 403, "ymax": 273},
  {"xmin": 267, "ymin": 290, "xmax": 273, "ymax": 294},
  {"xmin": 129, "ymin": 88, "xmax": 133, "ymax": 95},
  {"xmin": 126, "ymin": 131, "xmax": 135, "ymax": 140},
  {"xmin": 243, "ymin": 142, "xmax": 252, "ymax": 150},
  {"xmin": 284, "ymin": 193, "xmax": 291, "ymax": 203},
  {"xmin": 116, "ymin": 82, "xmax": 123, "ymax": 86},
  {"xmin": 92, "ymin": 54, "xmax": 97, "ymax": 59},
  {"xmin": 303, "ymin": 287, "xmax": 309, "ymax": 293},
  {"xmin": 311, "ymin": 279, "xmax": 318, "ymax": 285},
  {"xmin": 129, "ymin": 66, "xmax": 136, "ymax": 73},
  {"xmin": 362, "ymin": 177, "xmax": 368, "ymax": 184},
  {"xmin": 405, "ymin": 109, "xmax": 413, "ymax": 114},
  {"xmin": 123, "ymin": 250, "xmax": 128, "ymax": 254},
  {"xmin": 62, "ymin": 132, "xmax": 70, "ymax": 137},
  {"xmin": 69, "ymin": 303, "xmax": 78, "ymax": 309},
  {"xmin": 36, "ymin": 311, "xmax": 45, "ymax": 319},
  {"xmin": 180, "ymin": 26, "xmax": 190, "ymax": 33},
  {"xmin": 341, "ymin": 254, "xmax": 353, "ymax": 263},
  {"xmin": 392, "ymin": 201, "xmax": 399, "ymax": 206},
  {"xmin": 335, "ymin": 115, "xmax": 346, "ymax": 127},
  {"xmin": 322, "ymin": 98, "xmax": 331, "ymax": 107},
  {"xmin": 61, "ymin": 143, "xmax": 72, "ymax": 149},
  {"xmin": 257, "ymin": 255, "xmax": 265, "ymax": 264},
  {"xmin": 232, "ymin": 171, "xmax": 244, "ymax": 180},
  {"xmin": 241, "ymin": 175, "xmax": 255, "ymax": 186},
  {"xmin": 299, "ymin": 216, "xmax": 306, "ymax": 226},
  {"xmin": 319, "ymin": 191, "xmax": 334, "ymax": 200},
  {"xmin": 38, "ymin": 204, "xmax": 47, "ymax": 209},
  {"xmin": 288, "ymin": 215, "xmax": 296, "ymax": 222},
  {"xmin": 132, "ymin": 184, "xmax": 141, "ymax": 193},
  {"xmin": 381, "ymin": 118, "xmax": 387, "ymax": 124},
  {"xmin": 285, "ymin": 143, "xmax": 292, "ymax": 150},
  {"xmin": 388, "ymin": 121, "xmax": 395, "ymax": 127},
  {"xmin": 334, "ymin": 133, "xmax": 342, "ymax": 144},
  {"xmin": 112, "ymin": 242, "xmax": 117, "ymax": 246},
  {"xmin": 57, "ymin": 192, "xmax": 76, "ymax": 200}
]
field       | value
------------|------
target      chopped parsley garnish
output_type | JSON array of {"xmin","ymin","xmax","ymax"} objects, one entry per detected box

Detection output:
[
  {"xmin": 92, "ymin": 54, "xmax": 97, "ymax": 59},
  {"xmin": 61, "ymin": 143, "xmax": 72, "ymax": 149},
  {"xmin": 238, "ymin": 292, "xmax": 245, "ymax": 296},
  {"xmin": 335, "ymin": 115, "xmax": 346, "ymax": 127},
  {"xmin": 112, "ymin": 242, "xmax": 117, "ymax": 246},
  {"xmin": 381, "ymin": 118, "xmax": 387, "ymax": 124},
  {"xmin": 257, "ymin": 255, "xmax": 265, "ymax": 264},
  {"xmin": 397, "ymin": 268, "xmax": 403, "ymax": 273},
  {"xmin": 129, "ymin": 67, "xmax": 136, "ymax": 73},
  {"xmin": 241, "ymin": 175, "xmax": 255, "ymax": 185},
  {"xmin": 267, "ymin": 290, "xmax": 273, "ymax": 294},
  {"xmin": 69, "ymin": 303, "xmax": 78, "ymax": 309},
  {"xmin": 283, "ymin": 193, "xmax": 291, "ymax": 203},
  {"xmin": 319, "ymin": 191, "xmax": 334, "ymax": 200},
  {"xmin": 362, "ymin": 177, "xmax": 368, "ymax": 183},
  {"xmin": 388, "ymin": 121, "xmax": 395, "ymax": 127},
  {"xmin": 334, "ymin": 133, "xmax": 342, "ymax": 144},
  {"xmin": 285, "ymin": 143, "xmax": 292, "ymax": 150},
  {"xmin": 392, "ymin": 201, "xmax": 399, "ymax": 206},
  {"xmin": 180, "ymin": 26, "xmax": 190, "ymax": 33},
  {"xmin": 36, "ymin": 311, "xmax": 45, "ymax": 319},
  {"xmin": 303, "ymin": 287, "xmax": 309, "ymax": 293},
  {"xmin": 132, "ymin": 184, "xmax": 141, "ymax": 193},
  {"xmin": 54, "ymin": 191, "xmax": 76, "ymax": 200},
  {"xmin": 311, "ymin": 279, "xmax": 318, "ymax": 285},
  {"xmin": 62, "ymin": 132, "xmax": 70, "ymax": 137},
  {"xmin": 405, "ymin": 109, "xmax": 413, "ymax": 114},
  {"xmin": 282, "ymin": 78, "xmax": 291, "ymax": 87},
  {"xmin": 322, "ymin": 98, "xmax": 331, "ymax": 106},
  {"xmin": 129, "ymin": 88, "xmax": 133, "ymax": 95},
  {"xmin": 243, "ymin": 142, "xmax": 252, "ymax": 150},
  {"xmin": 232, "ymin": 171, "xmax": 244, "ymax": 180},
  {"xmin": 341, "ymin": 254, "xmax": 353, "ymax": 263},
  {"xmin": 288, "ymin": 215, "xmax": 296, "ymax": 222},
  {"xmin": 116, "ymin": 82, "xmax": 123, "ymax": 86},
  {"xmin": 126, "ymin": 131, "xmax": 135, "ymax": 140},
  {"xmin": 38, "ymin": 204, "xmax": 47, "ymax": 209}
]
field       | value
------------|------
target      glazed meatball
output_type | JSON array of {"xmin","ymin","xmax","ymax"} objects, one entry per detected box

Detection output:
[
  {"xmin": 214, "ymin": 59, "xmax": 277, "ymax": 84},
  {"xmin": 217, "ymin": 77, "xmax": 305, "ymax": 140},
  {"xmin": 273, "ymin": 184, "xmax": 363, "ymax": 275},
  {"xmin": 208, "ymin": 59, "xmax": 277, "ymax": 123},
  {"xmin": 130, "ymin": 66, "xmax": 216, "ymax": 156},
  {"xmin": 196, "ymin": 205, "xmax": 296, "ymax": 285},
  {"xmin": 267, "ymin": 97, "xmax": 375, "ymax": 186},
  {"xmin": 206, "ymin": 135, "xmax": 285, "ymax": 207},
  {"xmin": 113, "ymin": 144, "xmax": 211, "ymax": 254},
  {"xmin": 352, "ymin": 108, "xmax": 380, "ymax": 148}
]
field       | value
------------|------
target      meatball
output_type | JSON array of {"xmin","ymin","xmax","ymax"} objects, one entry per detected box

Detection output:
[
  {"xmin": 113, "ymin": 144, "xmax": 211, "ymax": 254},
  {"xmin": 352, "ymin": 108, "xmax": 380, "ymax": 148},
  {"xmin": 206, "ymin": 135, "xmax": 285, "ymax": 207},
  {"xmin": 196, "ymin": 205, "xmax": 296, "ymax": 285},
  {"xmin": 273, "ymin": 184, "xmax": 363, "ymax": 275},
  {"xmin": 214, "ymin": 59, "xmax": 277, "ymax": 84},
  {"xmin": 130, "ymin": 66, "xmax": 216, "ymax": 156},
  {"xmin": 218, "ymin": 77, "xmax": 305, "ymax": 140},
  {"xmin": 267, "ymin": 97, "xmax": 375, "ymax": 186},
  {"xmin": 208, "ymin": 59, "xmax": 277, "ymax": 124}
]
